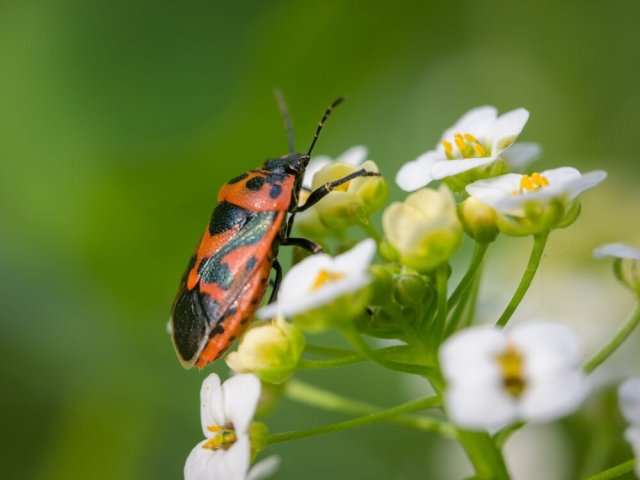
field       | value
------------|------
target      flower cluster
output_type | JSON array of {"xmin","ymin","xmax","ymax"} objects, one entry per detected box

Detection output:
[{"xmin": 179, "ymin": 105, "xmax": 640, "ymax": 479}]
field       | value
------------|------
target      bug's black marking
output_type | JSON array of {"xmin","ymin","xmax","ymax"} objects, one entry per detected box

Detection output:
[
  {"xmin": 172, "ymin": 288, "xmax": 208, "ymax": 362},
  {"xmin": 269, "ymin": 184, "xmax": 282, "ymax": 199},
  {"xmin": 201, "ymin": 261, "xmax": 233, "ymax": 290},
  {"xmin": 246, "ymin": 256, "xmax": 258, "ymax": 271},
  {"xmin": 229, "ymin": 335, "xmax": 236, "ymax": 342},
  {"xmin": 209, "ymin": 201, "xmax": 250, "ymax": 236},
  {"xmin": 240, "ymin": 317, "xmax": 249, "ymax": 324},
  {"xmin": 227, "ymin": 172, "xmax": 249, "ymax": 185},
  {"xmin": 265, "ymin": 172, "xmax": 285, "ymax": 184},
  {"xmin": 245, "ymin": 176, "xmax": 265, "ymax": 191},
  {"xmin": 210, "ymin": 322, "xmax": 225, "ymax": 337}
]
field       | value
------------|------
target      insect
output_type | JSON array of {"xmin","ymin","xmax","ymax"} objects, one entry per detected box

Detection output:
[{"xmin": 170, "ymin": 95, "xmax": 380, "ymax": 369}]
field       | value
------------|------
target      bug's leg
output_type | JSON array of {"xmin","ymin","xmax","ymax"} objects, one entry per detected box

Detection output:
[
  {"xmin": 296, "ymin": 169, "xmax": 381, "ymax": 212},
  {"xmin": 282, "ymin": 237, "xmax": 323, "ymax": 254},
  {"xmin": 268, "ymin": 259, "xmax": 283, "ymax": 304}
]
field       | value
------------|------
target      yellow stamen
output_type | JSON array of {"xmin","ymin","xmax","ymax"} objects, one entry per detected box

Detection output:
[
  {"xmin": 463, "ymin": 133, "xmax": 479, "ymax": 143},
  {"xmin": 202, "ymin": 425, "xmax": 237, "ymax": 451},
  {"xmin": 454, "ymin": 134, "xmax": 466, "ymax": 153},
  {"xmin": 473, "ymin": 144, "xmax": 486, "ymax": 157},
  {"xmin": 441, "ymin": 140, "xmax": 454, "ymax": 159},
  {"xmin": 312, "ymin": 269, "xmax": 345, "ymax": 290},
  {"xmin": 496, "ymin": 343, "xmax": 526, "ymax": 398},
  {"xmin": 518, "ymin": 172, "xmax": 550, "ymax": 193}
]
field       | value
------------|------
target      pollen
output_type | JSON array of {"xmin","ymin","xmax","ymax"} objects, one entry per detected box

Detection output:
[
  {"xmin": 312, "ymin": 269, "xmax": 345, "ymax": 290},
  {"xmin": 444, "ymin": 132, "xmax": 489, "ymax": 159},
  {"xmin": 202, "ymin": 424, "xmax": 237, "ymax": 451},
  {"xmin": 496, "ymin": 343, "xmax": 526, "ymax": 399},
  {"xmin": 518, "ymin": 172, "xmax": 550, "ymax": 193}
]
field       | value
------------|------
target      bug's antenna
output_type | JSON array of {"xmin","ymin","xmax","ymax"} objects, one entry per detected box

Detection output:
[
  {"xmin": 306, "ymin": 96, "xmax": 345, "ymax": 158},
  {"xmin": 275, "ymin": 89, "xmax": 295, "ymax": 154}
]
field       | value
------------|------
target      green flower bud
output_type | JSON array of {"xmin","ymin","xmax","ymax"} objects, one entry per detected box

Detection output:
[
  {"xmin": 458, "ymin": 197, "xmax": 500, "ymax": 243},
  {"xmin": 249, "ymin": 421, "xmax": 269, "ymax": 458},
  {"xmin": 226, "ymin": 317, "xmax": 304, "ymax": 384},
  {"xmin": 306, "ymin": 160, "xmax": 388, "ymax": 232},
  {"xmin": 382, "ymin": 186, "xmax": 463, "ymax": 272},
  {"xmin": 392, "ymin": 272, "xmax": 435, "ymax": 313}
]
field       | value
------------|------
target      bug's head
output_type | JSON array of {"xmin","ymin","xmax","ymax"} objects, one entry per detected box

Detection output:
[{"xmin": 263, "ymin": 153, "xmax": 310, "ymax": 174}]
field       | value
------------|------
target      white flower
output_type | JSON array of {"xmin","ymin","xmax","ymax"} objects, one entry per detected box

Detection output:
[
  {"xmin": 303, "ymin": 145, "xmax": 367, "ymax": 189},
  {"xmin": 619, "ymin": 378, "xmax": 640, "ymax": 477},
  {"xmin": 257, "ymin": 239, "xmax": 376, "ymax": 320},
  {"xmin": 440, "ymin": 323, "xmax": 588, "ymax": 432},
  {"xmin": 593, "ymin": 243, "xmax": 640, "ymax": 261},
  {"xmin": 185, "ymin": 374, "xmax": 277, "ymax": 480},
  {"xmin": 466, "ymin": 167, "xmax": 607, "ymax": 217},
  {"xmin": 396, "ymin": 106, "xmax": 530, "ymax": 191}
]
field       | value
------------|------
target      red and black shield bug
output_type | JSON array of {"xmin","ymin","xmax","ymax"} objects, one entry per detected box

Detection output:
[{"xmin": 169, "ymin": 95, "xmax": 380, "ymax": 369}]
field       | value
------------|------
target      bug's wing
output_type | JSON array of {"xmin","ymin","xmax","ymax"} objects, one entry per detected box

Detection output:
[{"xmin": 171, "ymin": 207, "xmax": 284, "ymax": 367}]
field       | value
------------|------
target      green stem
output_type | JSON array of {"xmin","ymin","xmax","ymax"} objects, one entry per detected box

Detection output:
[
  {"xmin": 584, "ymin": 303, "xmax": 640, "ymax": 373},
  {"xmin": 359, "ymin": 218, "xmax": 381, "ymax": 243},
  {"xmin": 285, "ymin": 379, "xmax": 453, "ymax": 436},
  {"xmin": 497, "ymin": 231, "xmax": 550, "ymax": 327},
  {"xmin": 448, "ymin": 242, "xmax": 489, "ymax": 310},
  {"xmin": 431, "ymin": 264, "xmax": 449, "ymax": 342},
  {"xmin": 457, "ymin": 430, "xmax": 511, "ymax": 480},
  {"xmin": 461, "ymin": 270, "xmax": 482, "ymax": 329},
  {"xmin": 267, "ymin": 395, "xmax": 443, "ymax": 445},
  {"xmin": 444, "ymin": 284, "xmax": 472, "ymax": 338},
  {"xmin": 494, "ymin": 422, "xmax": 524, "ymax": 448},
  {"xmin": 584, "ymin": 459, "xmax": 636, "ymax": 480},
  {"xmin": 298, "ymin": 355, "xmax": 365, "ymax": 370}
]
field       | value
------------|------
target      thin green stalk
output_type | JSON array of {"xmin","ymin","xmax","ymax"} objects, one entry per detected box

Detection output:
[
  {"xmin": 431, "ymin": 264, "xmax": 449, "ymax": 342},
  {"xmin": 444, "ymin": 284, "xmax": 472, "ymax": 337},
  {"xmin": 285, "ymin": 379, "xmax": 453, "ymax": 436},
  {"xmin": 448, "ymin": 242, "xmax": 489, "ymax": 310},
  {"xmin": 584, "ymin": 459, "xmax": 636, "ymax": 480},
  {"xmin": 461, "ymin": 270, "xmax": 481, "ymax": 329},
  {"xmin": 267, "ymin": 395, "xmax": 443, "ymax": 445},
  {"xmin": 584, "ymin": 303, "xmax": 640, "ymax": 373},
  {"xmin": 298, "ymin": 355, "xmax": 365, "ymax": 370},
  {"xmin": 457, "ymin": 430, "xmax": 511, "ymax": 480},
  {"xmin": 497, "ymin": 231, "xmax": 550, "ymax": 327},
  {"xmin": 494, "ymin": 422, "xmax": 524, "ymax": 448}
]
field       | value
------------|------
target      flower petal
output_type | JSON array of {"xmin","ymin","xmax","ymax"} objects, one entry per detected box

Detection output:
[
  {"xmin": 200, "ymin": 374, "xmax": 225, "ymax": 437},
  {"xmin": 518, "ymin": 370, "xmax": 588, "ymax": 423},
  {"xmin": 488, "ymin": 108, "xmax": 529, "ymax": 153},
  {"xmin": 247, "ymin": 456, "xmax": 281, "ymax": 480},
  {"xmin": 500, "ymin": 142, "xmax": 542, "ymax": 170},
  {"xmin": 619, "ymin": 377, "xmax": 640, "ymax": 425},
  {"xmin": 441, "ymin": 106, "xmax": 498, "ymax": 141},
  {"xmin": 222, "ymin": 374, "xmax": 261, "ymax": 435},
  {"xmin": 303, "ymin": 157, "xmax": 332, "ymax": 189},
  {"xmin": 440, "ymin": 326, "xmax": 508, "ymax": 381},
  {"xmin": 184, "ymin": 439, "xmax": 226, "ymax": 480},
  {"xmin": 446, "ymin": 381, "xmax": 519, "ymax": 432},
  {"xmin": 337, "ymin": 145, "xmax": 368, "ymax": 166},
  {"xmin": 212, "ymin": 435, "xmax": 252, "ymax": 480},
  {"xmin": 395, "ymin": 151, "xmax": 438, "ymax": 191},
  {"xmin": 594, "ymin": 243, "xmax": 640, "ymax": 261},
  {"xmin": 510, "ymin": 322, "xmax": 582, "ymax": 368},
  {"xmin": 429, "ymin": 157, "xmax": 496, "ymax": 180},
  {"xmin": 563, "ymin": 170, "xmax": 607, "ymax": 200}
]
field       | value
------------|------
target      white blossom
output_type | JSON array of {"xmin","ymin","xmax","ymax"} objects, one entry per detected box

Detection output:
[
  {"xmin": 396, "ymin": 106, "xmax": 530, "ymax": 191},
  {"xmin": 257, "ymin": 239, "xmax": 376, "ymax": 320},
  {"xmin": 184, "ymin": 374, "xmax": 277, "ymax": 480},
  {"xmin": 304, "ymin": 145, "xmax": 367, "ymax": 189},
  {"xmin": 593, "ymin": 243, "xmax": 640, "ymax": 261},
  {"xmin": 466, "ymin": 167, "xmax": 606, "ymax": 217},
  {"xmin": 440, "ymin": 323, "xmax": 588, "ymax": 431}
]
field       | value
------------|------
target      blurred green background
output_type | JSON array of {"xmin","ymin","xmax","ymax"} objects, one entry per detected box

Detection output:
[{"xmin": 2, "ymin": 1, "xmax": 640, "ymax": 478}]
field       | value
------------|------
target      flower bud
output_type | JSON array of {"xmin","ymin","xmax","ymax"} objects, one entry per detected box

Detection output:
[
  {"xmin": 305, "ymin": 160, "xmax": 388, "ymax": 232},
  {"xmin": 458, "ymin": 197, "xmax": 499, "ymax": 242},
  {"xmin": 382, "ymin": 186, "xmax": 463, "ymax": 272},
  {"xmin": 392, "ymin": 272, "xmax": 435, "ymax": 313},
  {"xmin": 226, "ymin": 317, "xmax": 304, "ymax": 384}
]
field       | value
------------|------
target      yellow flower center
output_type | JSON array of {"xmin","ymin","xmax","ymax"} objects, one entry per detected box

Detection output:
[
  {"xmin": 495, "ymin": 343, "xmax": 526, "ymax": 398},
  {"xmin": 512, "ymin": 172, "xmax": 549, "ymax": 195},
  {"xmin": 442, "ymin": 133, "xmax": 488, "ymax": 160},
  {"xmin": 202, "ymin": 424, "xmax": 237, "ymax": 451},
  {"xmin": 311, "ymin": 269, "xmax": 345, "ymax": 290}
]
